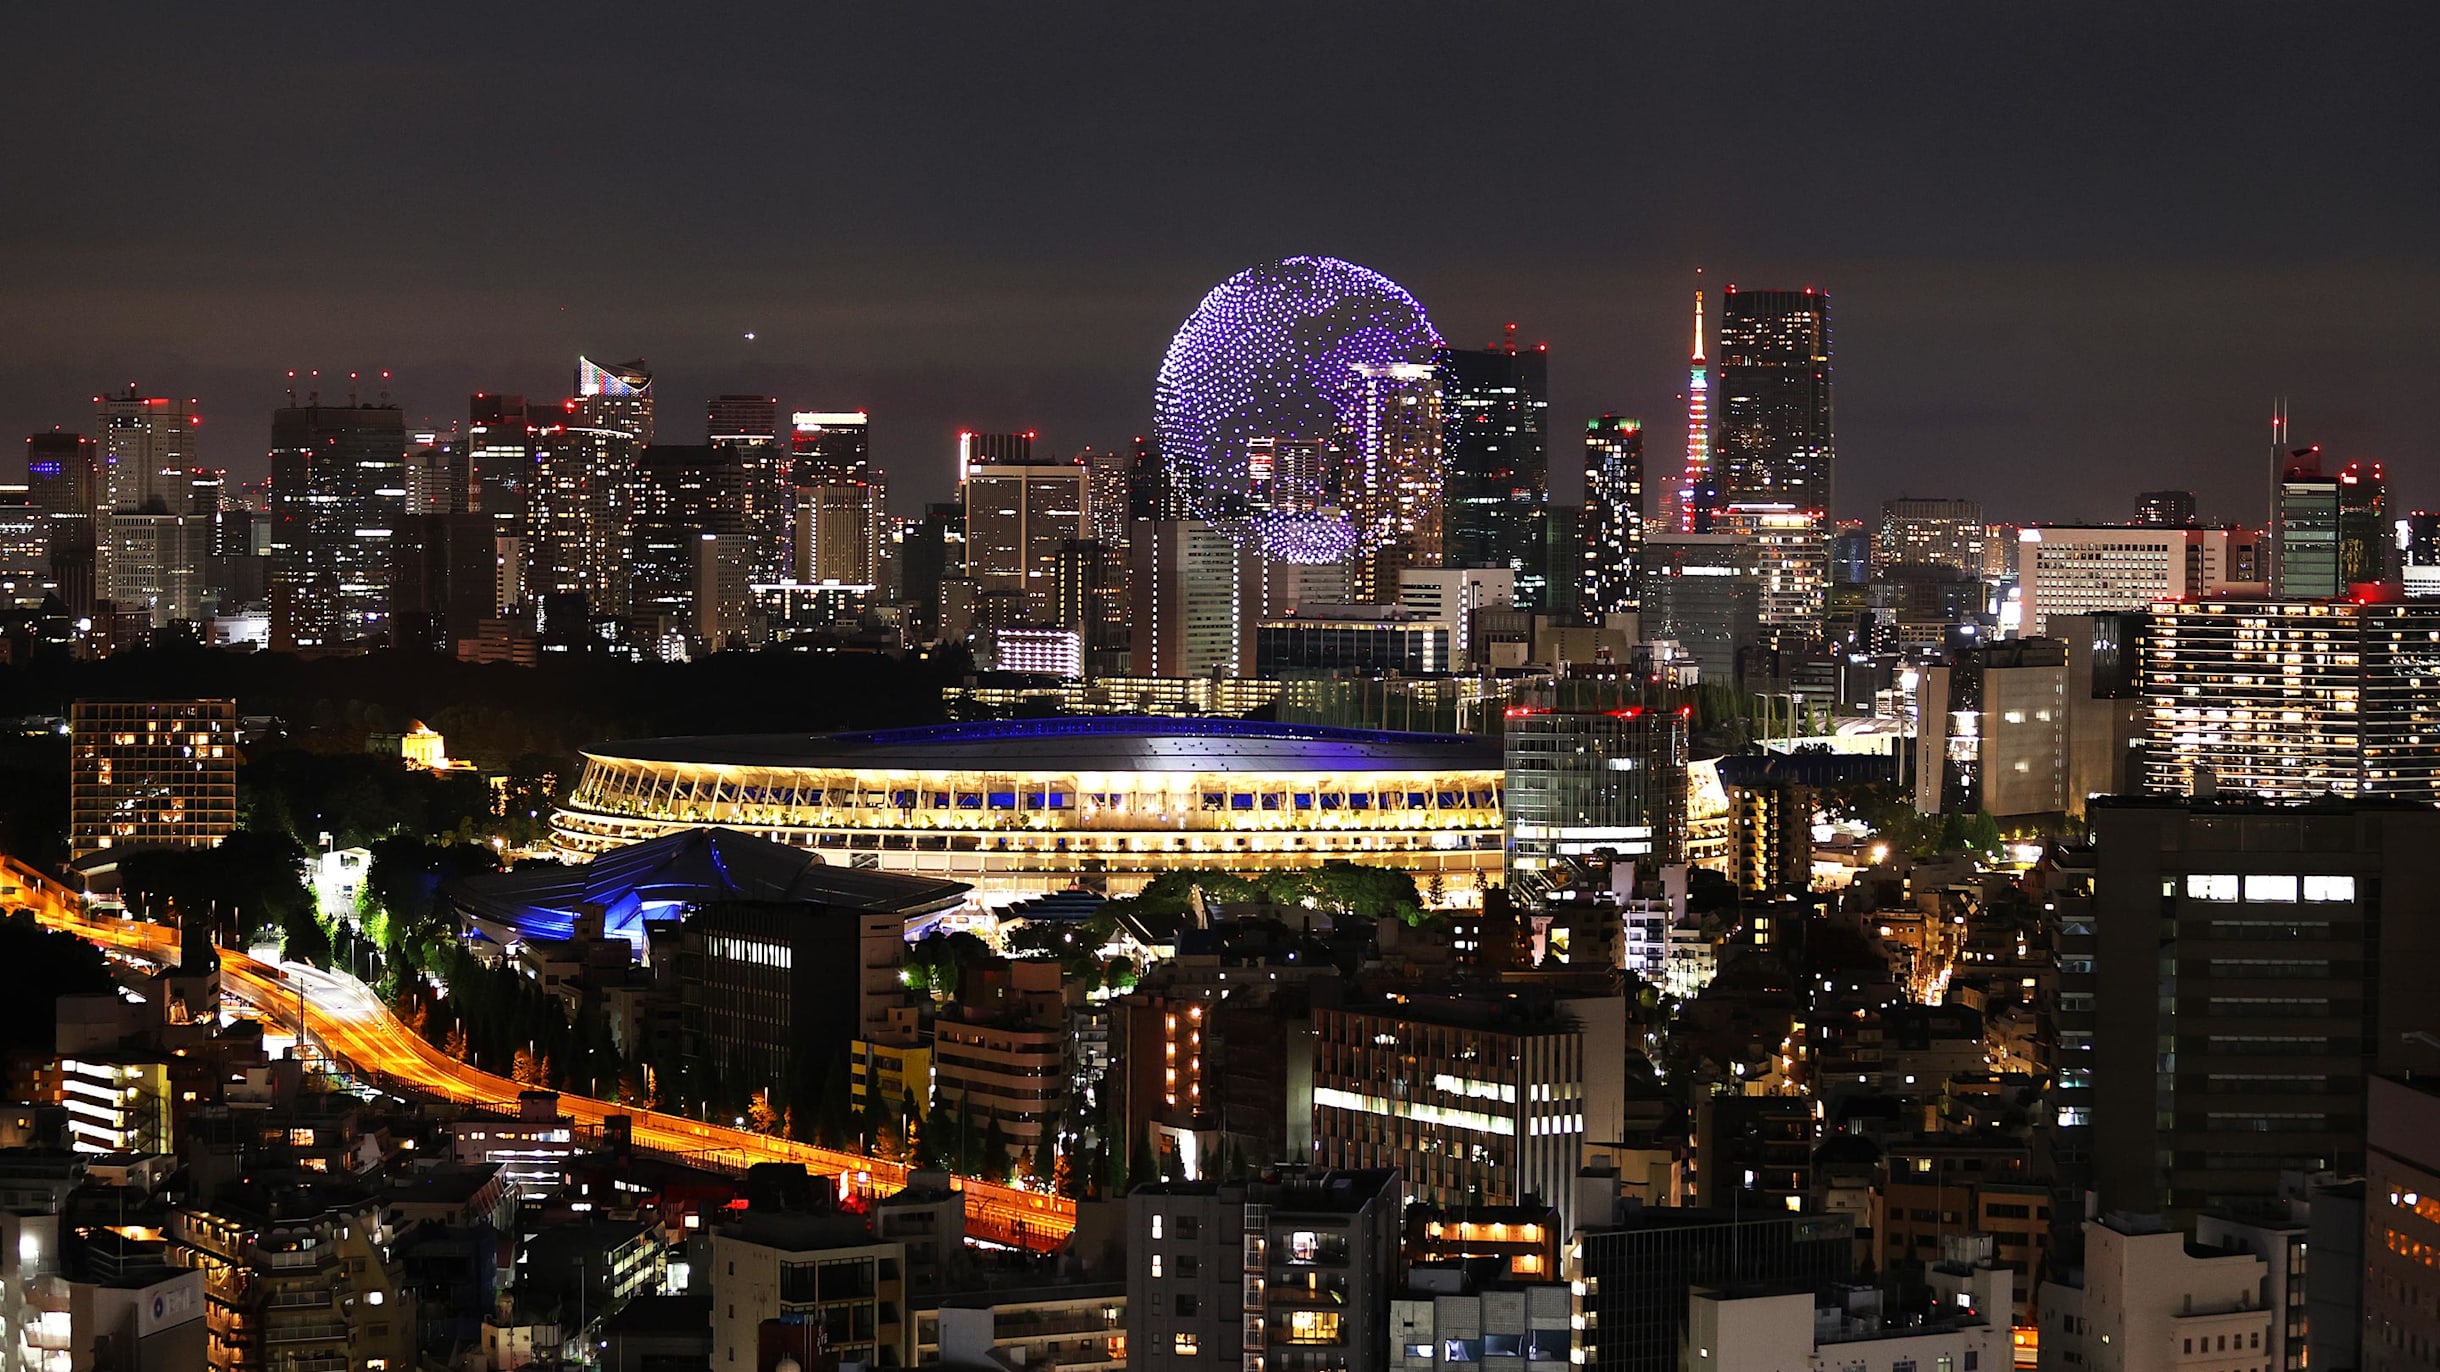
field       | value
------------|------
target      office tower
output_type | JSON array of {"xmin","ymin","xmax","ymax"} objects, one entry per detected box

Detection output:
[
  {"xmin": 2140, "ymin": 596, "xmax": 2440, "ymax": 801},
  {"xmin": 1712, "ymin": 286, "xmax": 1833, "ymax": 523},
  {"xmin": 1710, "ymin": 503, "xmax": 1828, "ymax": 633},
  {"xmin": 2016, "ymin": 525, "xmax": 2247, "ymax": 635},
  {"xmin": 1311, "ymin": 994, "xmax": 1625, "ymax": 1233},
  {"xmin": 1537, "ymin": 506, "xmax": 1582, "ymax": 615},
  {"xmin": 707, "ymin": 393, "xmax": 784, "ymax": 574},
  {"xmin": 95, "ymin": 387, "xmax": 196, "ymax": 514},
  {"xmin": 627, "ymin": 445, "xmax": 745, "ymax": 639},
  {"xmin": 99, "ymin": 509, "xmax": 210, "ymax": 625},
  {"xmin": 1129, "ymin": 519, "xmax": 1249, "ymax": 678},
  {"xmin": 389, "ymin": 512, "xmax": 499, "ymax": 651},
  {"xmin": 964, "ymin": 446, "xmax": 1087, "ymax": 619},
  {"xmin": 1083, "ymin": 446, "xmax": 1134, "ymax": 550},
  {"xmin": 2275, "ymin": 445, "xmax": 2342, "ymax": 597},
  {"xmin": 1397, "ymin": 566, "xmax": 1514, "ymax": 670},
  {"xmin": 1255, "ymin": 606, "xmax": 1449, "ymax": 677},
  {"xmin": 1348, "ymin": 362, "xmax": 1445, "ymax": 599},
  {"xmin": 1573, "ymin": 1207, "xmax": 1854, "ymax": 1372},
  {"xmin": 792, "ymin": 412, "xmax": 883, "ymax": 588},
  {"xmin": 1127, "ymin": 434, "xmax": 1193, "ymax": 522},
  {"xmin": 2135, "ymin": 489, "xmax": 2198, "ymax": 527},
  {"xmin": 1503, "ymin": 700, "xmax": 1689, "ymax": 894},
  {"xmin": 0, "ymin": 496, "xmax": 43, "ymax": 607},
  {"xmin": 2369, "ymin": 1076, "xmax": 2440, "ymax": 1371},
  {"xmin": 184, "ymin": 467, "xmax": 227, "ymax": 515},
  {"xmin": 69, "ymin": 699, "xmax": 237, "ymax": 859},
  {"xmin": 2078, "ymin": 797, "xmax": 2440, "ymax": 1219},
  {"xmin": 1872, "ymin": 497, "xmax": 1986, "ymax": 574},
  {"xmin": 1641, "ymin": 535, "xmax": 1761, "ymax": 685},
  {"xmin": 395, "ymin": 430, "xmax": 459, "ymax": 515},
  {"xmin": 1052, "ymin": 537, "xmax": 1125, "ymax": 667},
  {"xmin": 1675, "ymin": 283, "xmax": 1714, "ymax": 532},
  {"xmin": 1437, "ymin": 326, "xmax": 1550, "ymax": 602},
  {"xmin": 574, "ymin": 355, "xmax": 653, "ymax": 442},
  {"xmin": 268, "ymin": 401, "xmax": 407, "ymax": 650},
  {"xmin": 25, "ymin": 430, "xmax": 100, "ymax": 521},
  {"xmin": 959, "ymin": 430, "xmax": 1036, "ymax": 474},
  {"xmin": 2047, "ymin": 612, "xmax": 2145, "ymax": 813},
  {"xmin": 2340, "ymin": 459, "xmax": 2392, "ymax": 585},
  {"xmin": 467, "ymin": 393, "xmax": 539, "ymax": 525},
  {"xmin": 1911, "ymin": 637, "xmax": 2068, "ymax": 817},
  {"xmin": 899, "ymin": 502, "xmax": 965, "ymax": 641},
  {"xmin": 1581, "ymin": 416, "xmax": 1644, "ymax": 616},
  {"xmin": 1127, "ymin": 1168, "xmax": 1403, "ymax": 1372}
]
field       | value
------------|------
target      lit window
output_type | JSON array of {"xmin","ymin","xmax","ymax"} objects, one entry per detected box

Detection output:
[
  {"xmin": 1150, "ymin": 1254, "xmax": 1163, "ymax": 1278},
  {"xmin": 2185, "ymin": 874, "xmax": 2239, "ymax": 902},
  {"xmin": 1150, "ymin": 1215, "xmax": 1163, "ymax": 1240},
  {"xmin": 1173, "ymin": 1334, "xmax": 1198, "ymax": 1356},
  {"xmin": 2304, "ymin": 875, "xmax": 2356, "ymax": 902},
  {"xmin": 2244, "ymin": 874, "xmax": 2298, "ymax": 903}
]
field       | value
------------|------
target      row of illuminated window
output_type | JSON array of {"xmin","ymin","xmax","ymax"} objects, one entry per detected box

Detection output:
[
  {"xmin": 707, "ymin": 936, "xmax": 792, "ymax": 969},
  {"xmin": 2182, "ymin": 874, "xmax": 2355, "ymax": 903}
]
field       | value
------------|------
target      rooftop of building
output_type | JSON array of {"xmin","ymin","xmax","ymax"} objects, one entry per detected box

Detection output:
[
  {"xmin": 599, "ymin": 1292, "xmax": 713, "ymax": 1336},
  {"xmin": 936, "ymin": 1279, "xmax": 1126, "ymax": 1310},
  {"xmin": 583, "ymin": 715, "xmax": 1500, "ymax": 773},
  {"xmin": 1131, "ymin": 1166, "xmax": 1401, "ymax": 1213}
]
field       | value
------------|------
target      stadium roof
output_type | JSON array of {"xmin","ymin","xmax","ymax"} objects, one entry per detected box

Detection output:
[
  {"xmin": 448, "ymin": 826, "xmax": 970, "ymax": 946},
  {"xmin": 584, "ymin": 716, "xmax": 1500, "ymax": 772}
]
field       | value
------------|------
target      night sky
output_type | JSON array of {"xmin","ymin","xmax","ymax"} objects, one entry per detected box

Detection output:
[{"xmin": 5, "ymin": 4, "xmax": 2434, "ymax": 525}]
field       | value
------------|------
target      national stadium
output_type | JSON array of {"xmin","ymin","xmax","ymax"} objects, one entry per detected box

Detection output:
[{"xmin": 552, "ymin": 717, "xmax": 1505, "ymax": 902}]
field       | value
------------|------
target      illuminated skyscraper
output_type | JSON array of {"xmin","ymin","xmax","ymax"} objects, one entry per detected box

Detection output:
[
  {"xmin": 1710, "ymin": 503, "xmax": 1829, "ymax": 634},
  {"xmin": 575, "ymin": 355, "xmax": 654, "ymax": 442},
  {"xmin": 1675, "ymin": 283, "xmax": 1714, "ymax": 533},
  {"xmin": 2274, "ymin": 445, "xmax": 2340, "ymax": 598},
  {"xmin": 962, "ymin": 440, "xmax": 1086, "ymax": 620},
  {"xmin": 1580, "ymin": 416, "xmax": 1644, "ymax": 615},
  {"xmin": 1437, "ymin": 325, "xmax": 1550, "ymax": 602},
  {"xmin": 708, "ymin": 394, "xmax": 789, "ymax": 581},
  {"xmin": 96, "ymin": 388, "xmax": 197, "ymax": 514},
  {"xmin": 2338, "ymin": 460, "xmax": 2392, "ymax": 586},
  {"xmin": 2134, "ymin": 490, "xmax": 2198, "ymax": 528},
  {"xmin": 25, "ymin": 430, "xmax": 100, "ymax": 520},
  {"xmin": 269, "ymin": 401, "xmax": 407, "ymax": 650},
  {"xmin": 1713, "ymin": 287, "xmax": 1833, "ymax": 525},
  {"xmin": 1349, "ymin": 361, "xmax": 1444, "ymax": 600},
  {"xmin": 1872, "ymin": 497, "xmax": 1987, "ymax": 575},
  {"xmin": 792, "ymin": 412, "xmax": 882, "ymax": 588}
]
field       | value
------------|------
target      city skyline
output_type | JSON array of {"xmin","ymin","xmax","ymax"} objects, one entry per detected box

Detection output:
[{"xmin": 3, "ymin": 6, "xmax": 2432, "ymax": 525}]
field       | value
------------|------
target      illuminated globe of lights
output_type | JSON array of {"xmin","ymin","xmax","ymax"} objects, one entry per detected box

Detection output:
[{"xmin": 1154, "ymin": 255, "xmax": 1443, "ymax": 561}]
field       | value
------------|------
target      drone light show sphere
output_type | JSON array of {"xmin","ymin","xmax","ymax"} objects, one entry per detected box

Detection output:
[{"xmin": 1154, "ymin": 256, "xmax": 1445, "ymax": 562}]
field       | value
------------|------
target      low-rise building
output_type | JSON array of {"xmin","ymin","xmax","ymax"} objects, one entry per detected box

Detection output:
[{"xmin": 2037, "ymin": 1214, "xmax": 2275, "ymax": 1372}]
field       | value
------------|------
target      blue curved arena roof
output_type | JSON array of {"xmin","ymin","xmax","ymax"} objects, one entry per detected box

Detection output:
[
  {"xmin": 585, "ymin": 715, "xmax": 1501, "ymax": 772},
  {"xmin": 447, "ymin": 825, "xmax": 970, "ymax": 947}
]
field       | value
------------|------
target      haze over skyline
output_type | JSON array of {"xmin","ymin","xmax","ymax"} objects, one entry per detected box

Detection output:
[{"xmin": 5, "ymin": 3, "xmax": 2433, "ymax": 524}]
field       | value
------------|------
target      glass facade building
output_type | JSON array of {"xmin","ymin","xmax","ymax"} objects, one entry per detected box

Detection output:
[
  {"xmin": 1501, "ymin": 704, "xmax": 1689, "ymax": 889},
  {"xmin": 1580, "ymin": 417, "xmax": 1643, "ymax": 616},
  {"xmin": 1436, "ymin": 334, "xmax": 1550, "ymax": 603},
  {"xmin": 1712, "ymin": 288, "xmax": 1833, "ymax": 524}
]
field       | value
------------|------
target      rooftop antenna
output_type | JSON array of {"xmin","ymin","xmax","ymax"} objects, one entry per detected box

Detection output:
[
  {"xmin": 378, "ymin": 370, "xmax": 392, "ymax": 407},
  {"xmin": 348, "ymin": 371, "xmax": 360, "ymax": 407},
  {"xmin": 285, "ymin": 371, "xmax": 297, "ymax": 407},
  {"xmin": 308, "ymin": 370, "xmax": 321, "ymax": 407},
  {"xmin": 2266, "ymin": 397, "xmax": 2289, "ymax": 588}
]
